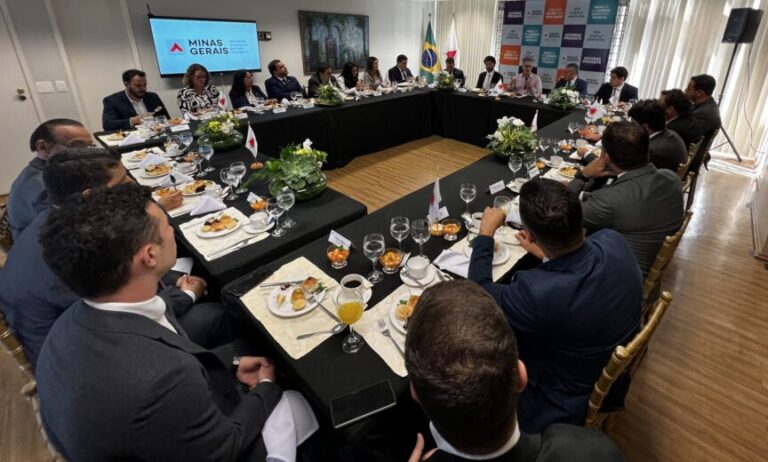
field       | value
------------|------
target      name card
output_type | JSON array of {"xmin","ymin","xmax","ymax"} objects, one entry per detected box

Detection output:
[
  {"xmin": 489, "ymin": 180, "xmax": 506, "ymax": 195},
  {"xmin": 272, "ymin": 107, "xmax": 287, "ymax": 114},
  {"xmin": 247, "ymin": 192, "xmax": 261, "ymax": 204},
  {"xmin": 236, "ymin": 112, "xmax": 249, "ymax": 119},
  {"xmin": 329, "ymin": 230, "xmax": 352, "ymax": 249},
  {"xmin": 302, "ymin": 103, "xmax": 315, "ymax": 109},
  {"xmin": 438, "ymin": 206, "xmax": 449, "ymax": 220},
  {"xmin": 169, "ymin": 124, "xmax": 191, "ymax": 132},
  {"xmin": 528, "ymin": 168, "xmax": 540, "ymax": 179}
]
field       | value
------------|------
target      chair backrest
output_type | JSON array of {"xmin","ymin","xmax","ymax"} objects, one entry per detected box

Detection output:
[
  {"xmin": 683, "ymin": 171, "xmax": 697, "ymax": 212},
  {"xmin": 643, "ymin": 211, "xmax": 693, "ymax": 301},
  {"xmin": 585, "ymin": 291, "xmax": 673, "ymax": 428},
  {"xmin": 677, "ymin": 136, "xmax": 704, "ymax": 179},
  {"xmin": 689, "ymin": 128, "xmax": 719, "ymax": 174},
  {"xmin": 0, "ymin": 311, "xmax": 34, "ymax": 382},
  {"xmin": 0, "ymin": 203, "xmax": 13, "ymax": 253}
]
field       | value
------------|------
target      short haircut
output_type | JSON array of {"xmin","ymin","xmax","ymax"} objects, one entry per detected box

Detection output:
[
  {"xmin": 628, "ymin": 99, "xmax": 667, "ymax": 132},
  {"xmin": 183, "ymin": 63, "xmax": 210, "ymax": 88},
  {"xmin": 40, "ymin": 183, "xmax": 161, "ymax": 299},
  {"xmin": 610, "ymin": 66, "xmax": 628, "ymax": 80},
  {"xmin": 43, "ymin": 148, "xmax": 121, "ymax": 206},
  {"xmin": 522, "ymin": 57, "xmax": 534, "ymax": 64},
  {"xmin": 406, "ymin": 280, "xmax": 519, "ymax": 453},
  {"xmin": 445, "ymin": 57, "xmax": 455, "ymax": 64},
  {"xmin": 315, "ymin": 63, "xmax": 332, "ymax": 77},
  {"xmin": 122, "ymin": 69, "xmax": 146, "ymax": 84},
  {"xmin": 484, "ymin": 55, "xmax": 497, "ymax": 65},
  {"xmin": 519, "ymin": 179, "xmax": 583, "ymax": 250},
  {"xmin": 601, "ymin": 121, "xmax": 650, "ymax": 170},
  {"xmin": 660, "ymin": 89, "xmax": 692, "ymax": 115},
  {"xmin": 690, "ymin": 74, "xmax": 716, "ymax": 96},
  {"xmin": 397, "ymin": 54, "xmax": 408, "ymax": 63},
  {"xmin": 28, "ymin": 118, "xmax": 84, "ymax": 152},
  {"xmin": 566, "ymin": 63, "xmax": 579, "ymax": 73},
  {"xmin": 268, "ymin": 59, "xmax": 281, "ymax": 76}
]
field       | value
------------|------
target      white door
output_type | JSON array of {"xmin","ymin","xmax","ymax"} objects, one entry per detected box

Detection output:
[{"xmin": 0, "ymin": 4, "xmax": 41, "ymax": 194}]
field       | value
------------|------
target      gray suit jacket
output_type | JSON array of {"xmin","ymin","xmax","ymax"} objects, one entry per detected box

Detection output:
[
  {"xmin": 7, "ymin": 157, "xmax": 48, "ymax": 239},
  {"xmin": 649, "ymin": 129, "xmax": 687, "ymax": 172},
  {"xmin": 690, "ymin": 97, "xmax": 721, "ymax": 135},
  {"xmin": 569, "ymin": 164, "xmax": 683, "ymax": 275},
  {"xmin": 37, "ymin": 300, "xmax": 282, "ymax": 462}
]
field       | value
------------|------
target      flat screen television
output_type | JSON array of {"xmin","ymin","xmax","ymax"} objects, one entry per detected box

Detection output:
[{"xmin": 148, "ymin": 15, "xmax": 262, "ymax": 77}]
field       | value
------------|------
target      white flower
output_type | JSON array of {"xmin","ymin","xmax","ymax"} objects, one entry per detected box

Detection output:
[
  {"xmin": 494, "ymin": 131, "xmax": 504, "ymax": 141},
  {"xmin": 302, "ymin": 138, "xmax": 313, "ymax": 150},
  {"xmin": 512, "ymin": 118, "xmax": 525, "ymax": 127}
]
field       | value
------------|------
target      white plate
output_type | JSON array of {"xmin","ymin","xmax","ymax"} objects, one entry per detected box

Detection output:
[
  {"xmin": 243, "ymin": 221, "xmax": 275, "ymax": 234},
  {"xmin": 400, "ymin": 265, "xmax": 436, "ymax": 287},
  {"xmin": 388, "ymin": 290, "xmax": 423, "ymax": 335},
  {"xmin": 193, "ymin": 217, "xmax": 242, "ymax": 239},
  {"xmin": 463, "ymin": 241, "xmax": 511, "ymax": 265},
  {"xmin": 267, "ymin": 285, "xmax": 326, "ymax": 318},
  {"xmin": 139, "ymin": 165, "xmax": 173, "ymax": 179},
  {"xmin": 180, "ymin": 180, "xmax": 218, "ymax": 196},
  {"xmin": 557, "ymin": 166, "xmax": 580, "ymax": 179}
]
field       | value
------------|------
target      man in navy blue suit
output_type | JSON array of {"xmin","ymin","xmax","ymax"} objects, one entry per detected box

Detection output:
[
  {"xmin": 554, "ymin": 63, "xmax": 588, "ymax": 97},
  {"xmin": 264, "ymin": 59, "xmax": 306, "ymax": 100},
  {"xmin": 102, "ymin": 69, "xmax": 170, "ymax": 131},
  {"xmin": 468, "ymin": 179, "xmax": 642, "ymax": 433}
]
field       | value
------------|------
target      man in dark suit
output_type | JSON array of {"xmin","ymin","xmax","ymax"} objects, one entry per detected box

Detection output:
[
  {"xmin": 6, "ymin": 119, "xmax": 92, "ymax": 239},
  {"xmin": 628, "ymin": 99, "xmax": 686, "ymax": 171},
  {"xmin": 568, "ymin": 122, "xmax": 684, "ymax": 276},
  {"xmin": 307, "ymin": 63, "xmax": 341, "ymax": 97},
  {"xmin": 36, "ymin": 184, "xmax": 313, "ymax": 461},
  {"xmin": 102, "ymin": 69, "xmax": 170, "ymax": 131},
  {"xmin": 594, "ymin": 66, "xmax": 638, "ymax": 105},
  {"xmin": 0, "ymin": 149, "xmax": 227, "ymax": 367},
  {"xmin": 554, "ymin": 63, "xmax": 588, "ymax": 97},
  {"xmin": 444, "ymin": 57, "xmax": 465, "ymax": 86},
  {"xmin": 265, "ymin": 59, "xmax": 306, "ymax": 100},
  {"xmin": 685, "ymin": 74, "xmax": 721, "ymax": 135},
  {"xmin": 660, "ymin": 88, "xmax": 703, "ymax": 147},
  {"xmin": 388, "ymin": 54, "xmax": 414, "ymax": 84},
  {"xmin": 467, "ymin": 179, "xmax": 642, "ymax": 433},
  {"xmin": 476, "ymin": 55, "xmax": 503, "ymax": 90},
  {"xmin": 406, "ymin": 280, "xmax": 626, "ymax": 461}
]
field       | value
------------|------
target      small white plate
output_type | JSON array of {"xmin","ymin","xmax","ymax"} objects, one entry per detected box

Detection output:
[
  {"xmin": 463, "ymin": 241, "xmax": 511, "ymax": 265},
  {"xmin": 180, "ymin": 180, "xmax": 218, "ymax": 197},
  {"xmin": 400, "ymin": 265, "xmax": 436, "ymax": 287},
  {"xmin": 267, "ymin": 285, "xmax": 326, "ymax": 318},
  {"xmin": 243, "ymin": 221, "xmax": 275, "ymax": 234},
  {"xmin": 194, "ymin": 217, "xmax": 242, "ymax": 239},
  {"xmin": 139, "ymin": 164, "xmax": 173, "ymax": 179},
  {"xmin": 388, "ymin": 290, "xmax": 423, "ymax": 335}
]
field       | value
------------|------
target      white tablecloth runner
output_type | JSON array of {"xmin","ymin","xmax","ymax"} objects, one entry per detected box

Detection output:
[{"xmin": 178, "ymin": 207, "xmax": 267, "ymax": 260}]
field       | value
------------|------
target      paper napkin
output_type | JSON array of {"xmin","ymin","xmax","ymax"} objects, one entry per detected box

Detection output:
[
  {"xmin": 434, "ymin": 249, "xmax": 471, "ymax": 279},
  {"xmin": 159, "ymin": 171, "xmax": 193, "ymax": 187},
  {"xmin": 137, "ymin": 153, "xmax": 168, "ymax": 169},
  {"xmin": 118, "ymin": 133, "xmax": 145, "ymax": 146},
  {"xmin": 189, "ymin": 195, "xmax": 226, "ymax": 216}
]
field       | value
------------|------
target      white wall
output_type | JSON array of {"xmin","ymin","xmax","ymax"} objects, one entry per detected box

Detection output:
[{"xmin": 43, "ymin": 0, "xmax": 429, "ymax": 132}]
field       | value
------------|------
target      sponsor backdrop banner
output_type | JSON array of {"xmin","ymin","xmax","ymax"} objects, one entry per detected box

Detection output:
[{"xmin": 498, "ymin": 0, "xmax": 618, "ymax": 95}]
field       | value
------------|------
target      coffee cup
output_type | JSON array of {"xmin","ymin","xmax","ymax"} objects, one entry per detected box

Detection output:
[
  {"xmin": 249, "ymin": 212, "xmax": 269, "ymax": 230},
  {"xmin": 340, "ymin": 274, "xmax": 367, "ymax": 291},
  {"xmin": 550, "ymin": 156, "xmax": 564, "ymax": 167},
  {"xmin": 471, "ymin": 212, "xmax": 484, "ymax": 231},
  {"xmin": 406, "ymin": 256, "xmax": 430, "ymax": 279}
]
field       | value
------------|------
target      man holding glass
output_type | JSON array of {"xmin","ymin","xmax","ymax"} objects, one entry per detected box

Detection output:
[
  {"xmin": 512, "ymin": 57, "xmax": 542, "ymax": 98},
  {"xmin": 102, "ymin": 69, "xmax": 170, "ymax": 131}
]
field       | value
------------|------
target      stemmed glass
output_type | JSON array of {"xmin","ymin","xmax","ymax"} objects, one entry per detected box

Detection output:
[
  {"xmin": 229, "ymin": 161, "xmax": 248, "ymax": 194},
  {"xmin": 290, "ymin": 91, "xmax": 300, "ymax": 105},
  {"xmin": 568, "ymin": 121, "xmax": 579, "ymax": 135},
  {"xmin": 363, "ymin": 233, "xmax": 386, "ymax": 284},
  {"xmin": 538, "ymin": 137, "xmax": 550, "ymax": 155},
  {"xmin": 456, "ymin": 78, "xmax": 463, "ymax": 89},
  {"xmin": 411, "ymin": 219, "xmax": 430, "ymax": 257},
  {"xmin": 508, "ymin": 156, "xmax": 523, "ymax": 178},
  {"xmin": 219, "ymin": 168, "xmax": 239, "ymax": 201},
  {"xmin": 277, "ymin": 189, "xmax": 296, "ymax": 228},
  {"xmin": 390, "ymin": 217, "xmax": 410, "ymax": 250},
  {"xmin": 494, "ymin": 196, "xmax": 513, "ymax": 236},
  {"xmin": 266, "ymin": 198, "xmax": 286, "ymax": 237},
  {"xmin": 154, "ymin": 115, "xmax": 168, "ymax": 126},
  {"xmin": 179, "ymin": 132, "xmax": 194, "ymax": 151},
  {"xmin": 337, "ymin": 285, "xmax": 365, "ymax": 354},
  {"xmin": 198, "ymin": 144, "xmax": 215, "ymax": 173},
  {"xmin": 459, "ymin": 183, "xmax": 477, "ymax": 220}
]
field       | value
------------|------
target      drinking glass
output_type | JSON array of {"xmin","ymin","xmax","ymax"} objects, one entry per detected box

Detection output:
[
  {"xmin": 538, "ymin": 137, "xmax": 549, "ymax": 155},
  {"xmin": 290, "ymin": 91, "xmax": 300, "ymax": 104},
  {"xmin": 336, "ymin": 285, "xmax": 365, "ymax": 354},
  {"xmin": 219, "ymin": 168, "xmax": 239, "ymax": 201},
  {"xmin": 154, "ymin": 115, "xmax": 168, "ymax": 126},
  {"xmin": 524, "ymin": 152, "xmax": 537, "ymax": 175},
  {"xmin": 255, "ymin": 97, "xmax": 265, "ymax": 110},
  {"xmin": 568, "ymin": 121, "xmax": 579, "ymax": 135},
  {"xmin": 230, "ymin": 161, "xmax": 248, "ymax": 194},
  {"xmin": 187, "ymin": 151, "xmax": 204, "ymax": 178},
  {"xmin": 494, "ymin": 196, "xmax": 513, "ymax": 236},
  {"xmin": 199, "ymin": 144, "xmax": 215, "ymax": 173},
  {"xmin": 390, "ymin": 216, "xmax": 410, "ymax": 250},
  {"xmin": 459, "ymin": 183, "xmax": 477, "ymax": 220},
  {"xmin": 277, "ymin": 188, "xmax": 296, "ymax": 228},
  {"xmin": 411, "ymin": 219, "xmax": 431, "ymax": 257},
  {"xmin": 508, "ymin": 157, "xmax": 523, "ymax": 177},
  {"xmin": 363, "ymin": 233, "xmax": 386, "ymax": 284},
  {"xmin": 179, "ymin": 132, "xmax": 194, "ymax": 151},
  {"xmin": 456, "ymin": 78, "xmax": 463, "ymax": 88},
  {"xmin": 266, "ymin": 198, "xmax": 286, "ymax": 237}
]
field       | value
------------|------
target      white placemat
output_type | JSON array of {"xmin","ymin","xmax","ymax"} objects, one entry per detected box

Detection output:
[
  {"xmin": 178, "ymin": 207, "xmax": 267, "ymax": 260},
  {"xmin": 239, "ymin": 257, "xmax": 340, "ymax": 359}
]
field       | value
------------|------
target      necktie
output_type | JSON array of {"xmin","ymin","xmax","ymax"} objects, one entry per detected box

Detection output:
[
  {"xmin": 401, "ymin": 69, "xmax": 406, "ymax": 81},
  {"xmin": 612, "ymin": 87, "xmax": 619, "ymax": 104},
  {"xmin": 485, "ymin": 72, "xmax": 492, "ymax": 90}
]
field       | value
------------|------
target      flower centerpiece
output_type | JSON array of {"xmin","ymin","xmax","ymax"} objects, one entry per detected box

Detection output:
[
  {"xmin": 245, "ymin": 138, "xmax": 328, "ymax": 200},
  {"xmin": 548, "ymin": 86, "xmax": 580, "ymax": 111},
  {"xmin": 435, "ymin": 71, "xmax": 457, "ymax": 91},
  {"xmin": 486, "ymin": 116, "xmax": 538, "ymax": 160},
  {"xmin": 194, "ymin": 112, "xmax": 243, "ymax": 152},
  {"xmin": 315, "ymin": 83, "xmax": 345, "ymax": 107}
]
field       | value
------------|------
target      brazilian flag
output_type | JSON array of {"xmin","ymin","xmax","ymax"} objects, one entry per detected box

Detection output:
[{"xmin": 420, "ymin": 19, "xmax": 440, "ymax": 83}]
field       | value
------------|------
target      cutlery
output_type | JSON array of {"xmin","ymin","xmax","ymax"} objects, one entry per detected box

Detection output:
[
  {"xmin": 377, "ymin": 319, "xmax": 404, "ymax": 357},
  {"xmin": 153, "ymin": 106, "xmax": 164, "ymax": 114},
  {"xmin": 296, "ymin": 323, "xmax": 345, "ymax": 340},
  {"xmin": 258, "ymin": 279, "xmax": 306, "ymax": 288},
  {"xmin": 305, "ymin": 290, "xmax": 340, "ymax": 323},
  {"xmin": 206, "ymin": 236, "xmax": 256, "ymax": 259}
]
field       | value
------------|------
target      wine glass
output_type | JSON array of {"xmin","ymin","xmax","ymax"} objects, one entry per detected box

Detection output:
[
  {"xmin": 363, "ymin": 233, "xmax": 386, "ymax": 284},
  {"xmin": 179, "ymin": 132, "xmax": 193, "ymax": 151},
  {"xmin": 219, "ymin": 168, "xmax": 239, "ymax": 201},
  {"xmin": 336, "ymin": 284, "xmax": 365, "ymax": 354},
  {"xmin": 154, "ymin": 115, "xmax": 168, "ymax": 126},
  {"xmin": 255, "ymin": 97, "xmax": 265, "ymax": 110},
  {"xmin": 390, "ymin": 216, "xmax": 410, "ymax": 250},
  {"xmin": 187, "ymin": 151, "xmax": 204, "ymax": 178},
  {"xmin": 568, "ymin": 121, "xmax": 579, "ymax": 135},
  {"xmin": 277, "ymin": 189, "xmax": 296, "ymax": 228},
  {"xmin": 459, "ymin": 183, "xmax": 477, "ymax": 220},
  {"xmin": 411, "ymin": 219, "xmax": 430, "ymax": 257},
  {"xmin": 508, "ymin": 156, "xmax": 523, "ymax": 178},
  {"xmin": 538, "ymin": 137, "xmax": 549, "ymax": 155},
  {"xmin": 198, "ymin": 144, "xmax": 215, "ymax": 173},
  {"xmin": 290, "ymin": 91, "xmax": 300, "ymax": 104},
  {"xmin": 230, "ymin": 161, "xmax": 248, "ymax": 194},
  {"xmin": 494, "ymin": 196, "xmax": 513, "ymax": 236},
  {"xmin": 456, "ymin": 78, "xmax": 463, "ymax": 88},
  {"xmin": 266, "ymin": 198, "xmax": 286, "ymax": 237}
]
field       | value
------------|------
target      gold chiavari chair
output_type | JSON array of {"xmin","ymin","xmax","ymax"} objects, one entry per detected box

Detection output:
[
  {"xmin": 682, "ymin": 171, "xmax": 696, "ymax": 212},
  {"xmin": 677, "ymin": 136, "xmax": 704, "ymax": 180},
  {"xmin": 0, "ymin": 203, "xmax": 13, "ymax": 254},
  {"xmin": 642, "ymin": 211, "xmax": 692, "ymax": 318},
  {"xmin": 584, "ymin": 291, "xmax": 673, "ymax": 430}
]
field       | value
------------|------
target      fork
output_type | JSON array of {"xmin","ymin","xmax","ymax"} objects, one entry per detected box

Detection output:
[
  {"xmin": 377, "ymin": 319, "xmax": 404, "ymax": 357},
  {"xmin": 305, "ymin": 290, "xmax": 340, "ymax": 323}
]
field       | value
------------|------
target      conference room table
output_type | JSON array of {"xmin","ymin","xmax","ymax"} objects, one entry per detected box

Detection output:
[{"xmin": 220, "ymin": 108, "xmax": 588, "ymax": 460}]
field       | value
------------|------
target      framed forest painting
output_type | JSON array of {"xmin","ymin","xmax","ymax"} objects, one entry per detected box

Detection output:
[{"xmin": 298, "ymin": 11, "xmax": 369, "ymax": 74}]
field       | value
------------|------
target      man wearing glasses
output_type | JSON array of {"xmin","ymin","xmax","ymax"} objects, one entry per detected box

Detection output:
[{"xmin": 7, "ymin": 118, "xmax": 93, "ymax": 238}]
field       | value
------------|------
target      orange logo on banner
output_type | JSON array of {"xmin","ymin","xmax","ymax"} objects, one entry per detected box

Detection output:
[
  {"xmin": 543, "ymin": 0, "xmax": 566, "ymax": 25},
  {"xmin": 500, "ymin": 45, "xmax": 521, "ymax": 66}
]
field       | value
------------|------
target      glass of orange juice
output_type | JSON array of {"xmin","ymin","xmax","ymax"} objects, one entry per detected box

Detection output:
[{"xmin": 336, "ymin": 285, "xmax": 365, "ymax": 354}]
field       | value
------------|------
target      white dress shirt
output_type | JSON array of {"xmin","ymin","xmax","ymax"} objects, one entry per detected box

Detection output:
[
  {"xmin": 483, "ymin": 71, "xmax": 494, "ymax": 90},
  {"xmin": 430, "ymin": 421, "xmax": 521, "ymax": 460},
  {"xmin": 610, "ymin": 84, "xmax": 624, "ymax": 106},
  {"xmin": 84, "ymin": 295, "xmax": 178, "ymax": 334},
  {"xmin": 125, "ymin": 90, "xmax": 148, "ymax": 118},
  {"xmin": 513, "ymin": 73, "xmax": 542, "ymax": 97}
]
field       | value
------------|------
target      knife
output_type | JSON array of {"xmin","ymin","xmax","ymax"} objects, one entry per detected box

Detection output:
[
  {"xmin": 258, "ymin": 279, "xmax": 306, "ymax": 288},
  {"xmin": 206, "ymin": 236, "xmax": 256, "ymax": 259}
]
